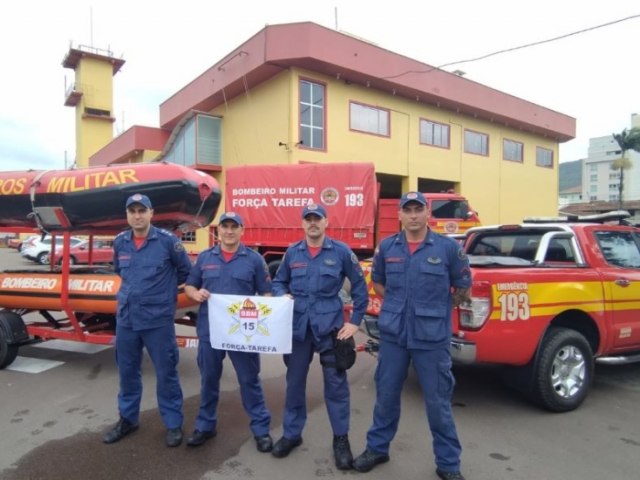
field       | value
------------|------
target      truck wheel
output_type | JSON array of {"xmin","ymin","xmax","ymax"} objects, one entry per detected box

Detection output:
[
  {"xmin": 533, "ymin": 327, "xmax": 593, "ymax": 412},
  {"xmin": 0, "ymin": 320, "xmax": 19, "ymax": 369}
]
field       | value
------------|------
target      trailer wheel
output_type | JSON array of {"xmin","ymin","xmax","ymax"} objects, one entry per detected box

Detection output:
[
  {"xmin": 532, "ymin": 327, "xmax": 593, "ymax": 412},
  {"xmin": 0, "ymin": 320, "xmax": 19, "ymax": 369}
]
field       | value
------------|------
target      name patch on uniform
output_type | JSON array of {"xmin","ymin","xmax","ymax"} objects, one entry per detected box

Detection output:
[
  {"xmin": 386, "ymin": 257, "xmax": 404, "ymax": 264},
  {"xmin": 291, "ymin": 262, "xmax": 308, "ymax": 269},
  {"xmin": 427, "ymin": 257, "xmax": 442, "ymax": 264},
  {"xmin": 202, "ymin": 264, "xmax": 221, "ymax": 270}
]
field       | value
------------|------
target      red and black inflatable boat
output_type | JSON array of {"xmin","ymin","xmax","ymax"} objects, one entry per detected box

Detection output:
[{"xmin": 0, "ymin": 162, "xmax": 221, "ymax": 232}]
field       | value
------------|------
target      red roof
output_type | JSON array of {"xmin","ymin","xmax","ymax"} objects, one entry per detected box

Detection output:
[{"xmin": 160, "ymin": 22, "xmax": 575, "ymax": 141}]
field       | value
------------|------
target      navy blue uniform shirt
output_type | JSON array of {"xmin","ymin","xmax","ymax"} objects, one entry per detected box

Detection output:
[
  {"xmin": 113, "ymin": 225, "xmax": 192, "ymax": 331},
  {"xmin": 371, "ymin": 229, "xmax": 471, "ymax": 349},
  {"xmin": 273, "ymin": 237, "xmax": 368, "ymax": 342},
  {"xmin": 186, "ymin": 243, "xmax": 272, "ymax": 342}
]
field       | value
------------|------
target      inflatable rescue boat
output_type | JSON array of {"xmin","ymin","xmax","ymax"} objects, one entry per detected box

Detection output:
[{"xmin": 0, "ymin": 162, "xmax": 221, "ymax": 231}]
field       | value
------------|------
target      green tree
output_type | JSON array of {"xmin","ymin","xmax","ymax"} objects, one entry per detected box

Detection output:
[{"xmin": 611, "ymin": 127, "xmax": 640, "ymax": 210}]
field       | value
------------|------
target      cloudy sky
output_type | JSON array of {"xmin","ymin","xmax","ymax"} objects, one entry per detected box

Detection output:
[{"xmin": 1, "ymin": 0, "xmax": 638, "ymax": 172}]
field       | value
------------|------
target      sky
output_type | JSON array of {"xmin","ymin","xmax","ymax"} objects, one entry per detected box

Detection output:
[{"xmin": 1, "ymin": 0, "xmax": 638, "ymax": 172}]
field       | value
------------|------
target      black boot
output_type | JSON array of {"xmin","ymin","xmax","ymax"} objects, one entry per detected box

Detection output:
[
  {"xmin": 102, "ymin": 417, "xmax": 139, "ymax": 444},
  {"xmin": 333, "ymin": 434, "xmax": 353, "ymax": 470}
]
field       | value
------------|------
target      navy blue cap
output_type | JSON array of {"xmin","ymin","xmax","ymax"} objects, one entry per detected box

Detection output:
[
  {"xmin": 219, "ymin": 211, "xmax": 243, "ymax": 226},
  {"xmin": 302, "ymin": 203, "xmax": 327, "ymax": 219},
  {"xmin": 126, "ymin": 193, "xmax": 153, "ymax": 209},
  {"xmin": 399, "ymin": 191, "xmax": 427, "ymax": 208}
]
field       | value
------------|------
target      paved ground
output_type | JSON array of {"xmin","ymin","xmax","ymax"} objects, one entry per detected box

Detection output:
[{"xmin": 1, "ymin": 247, "xmax": 639, "ymax": 480}]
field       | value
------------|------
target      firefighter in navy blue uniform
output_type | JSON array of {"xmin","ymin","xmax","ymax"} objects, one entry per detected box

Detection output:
[
  {"xmin": 102, "ymin": 193, "xmax": 192, "ymax": 448},
  {"xmin": 271, "ymin": 203, "xmax": 368, "ymax": 471},
  {"xmin": 353, "ymin": 192, "xmax": 471, "ymax": 480},
  {"xmin": 183, "ymin": 212, "xmax": 274, "ymax": 452}
]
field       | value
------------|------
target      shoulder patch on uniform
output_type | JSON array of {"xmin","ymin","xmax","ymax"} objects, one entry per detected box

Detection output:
[
  {"xmin": 457, "ymin": 248, "xmax": 467, "ymax": 260},
  {"xmin": 174, "ymin": 242, "xmax": 185, "ymax": 252},
  {"xmin": 350, "ymin": 252, "xmax": 359, "ymax": 264}
]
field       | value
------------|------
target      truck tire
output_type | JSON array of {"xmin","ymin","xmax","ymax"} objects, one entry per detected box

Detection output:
[
  {"xmin": 533, "ymin": 326, "xmax": 593, "ymax": 412},
  {"xmin": 0, "ymin": 317, "xmax": 20, "ymax": 369}
]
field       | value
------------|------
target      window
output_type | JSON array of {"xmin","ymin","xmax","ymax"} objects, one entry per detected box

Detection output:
[
  {"xmin": 420, "ymin": 119, "xmax": 449, "ymax": 148},
  {"xmin": 299, "ymin": 79, "xmax": 325, "ymax": 149},
  {"xmin": 590, "ymin": 185, "xmax": 597, "ymax": 193},
  {"xmin": 84, "ymin": 107, "xmax": 111, "ymax": 118},
  {"xmin": 536, "ymin": 147, "xmax": 553, "ymax": 168},
  {"xmin": 350, "ymin": 102, "xmax": 389, "ymax": 136},
  {"xmin": 464, "ymin": 130, "xmax": 489, "ymax": 156},
  {"xmin": 609, "ymin": 183, "xmax": 619, "ymax": 190},
  {"xmin": 181, "ymin": 231, "xmax": 196, "ymax": 243},
  {"xmin": 503, "ymin": 139, "xmax": 523, "ymax": 162},
  {"xmin": 590, "ymin": 164, "xmax": 597, "ymax": 172},
  {"xmin": 162, "ymin": 113, "xmax": 222, "ymax": 167},
  {"xmin": 595, "ymin": 231, "xmax": 640, "ymax": 268},
  {"xmin": 589, "ymin": 195, "xmax": 597, "ymax": 201},
  {"xmin": 590, "ymin": 174, "xmax": 597, "ymax": 182}
]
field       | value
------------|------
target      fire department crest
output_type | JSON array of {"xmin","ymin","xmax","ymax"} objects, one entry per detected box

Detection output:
[{"xmin": 226, "ymin": 298, "xmax": 272, "ymax": 342}]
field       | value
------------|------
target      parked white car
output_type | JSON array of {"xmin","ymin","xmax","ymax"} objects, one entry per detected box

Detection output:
[
  {"xmin": 16, "ymin": 235, "xmax": 39, "ymax": 253},
  {"xmin": 21, "ymin": 236, "xmax": 83, "ymax": 265}
]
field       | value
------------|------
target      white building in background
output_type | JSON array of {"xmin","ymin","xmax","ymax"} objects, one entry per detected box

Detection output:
[
  {"xmin": 581, "ymin": 113, "xmax": 640, "ymax": 203},
  {"xmin": 558, "ymin": 185, "xmax": 582, "ymax": 206}
]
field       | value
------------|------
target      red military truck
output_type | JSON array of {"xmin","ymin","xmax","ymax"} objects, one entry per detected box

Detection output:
[{"xmin": 224, "ymin": 162, "xmax": 479, "ymax": 276}]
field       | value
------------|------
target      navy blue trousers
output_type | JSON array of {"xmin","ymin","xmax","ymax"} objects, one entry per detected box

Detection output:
[
  {"xmin": 115, "ymin": 323, "xmax": 183, "ymax": 429},
  {"xmin": 194, "ymin": 340, "xmax": 271, "ymax": 436},
  {"xmin": 281, "ymin": 330, "xmax": 350, "ymax": 439},
  {"xmin": 366, "ymin": 341, "xmax": 462, "ymax": 471}
]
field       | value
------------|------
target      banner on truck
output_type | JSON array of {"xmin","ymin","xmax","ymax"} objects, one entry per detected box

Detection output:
[
  {"xmin": 208, "ymin": 294, "xmax": 293, "ymax": 354},
  {"xmin": 225, "ymin": 162, "xmax": 377, "ymax": 230}
]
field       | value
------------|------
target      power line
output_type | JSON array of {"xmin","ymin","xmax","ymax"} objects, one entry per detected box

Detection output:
[{"xmin": 382, "ymin": 14, "xmax": 640, "ymax": 80}]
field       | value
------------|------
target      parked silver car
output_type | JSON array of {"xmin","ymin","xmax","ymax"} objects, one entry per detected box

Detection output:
[{"xmin": 21, "ymin": 236, "xmax": 83, "ymax": 265}]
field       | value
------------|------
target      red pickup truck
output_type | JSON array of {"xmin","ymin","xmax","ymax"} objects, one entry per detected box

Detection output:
[{"xmin": 360, "ymin": 212, "xmax": 640, "ymax": 412}]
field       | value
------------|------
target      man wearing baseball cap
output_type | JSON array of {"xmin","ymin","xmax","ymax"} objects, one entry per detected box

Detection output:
[
  {"xmin": 353, "ymin": 192, "xmax": 471, "ymax": 480},
  {"xmin": 103, "ymin": 193, "xmax": 193, "ymax": 448},
  {"xmin": 184, "ymin": 212, "xmax": 274, "ymax": 452},
  {"xmin": 271, "ymin": 202, "xmax": 368, "ymax": 470}
]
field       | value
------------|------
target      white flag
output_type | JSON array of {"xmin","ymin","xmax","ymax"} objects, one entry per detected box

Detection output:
[{"xmin": 208, "ymin": 294, "xmax": 293, "ymax": 354}]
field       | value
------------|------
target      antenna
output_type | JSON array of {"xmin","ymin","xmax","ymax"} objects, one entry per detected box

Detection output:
[
  {"xmin": 334, "ymin": 6, "xmax": 338, "ymax": 30},
  {"xmin": 89, "ymin": 7, "xmax": 94, "ymax": 46}
]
